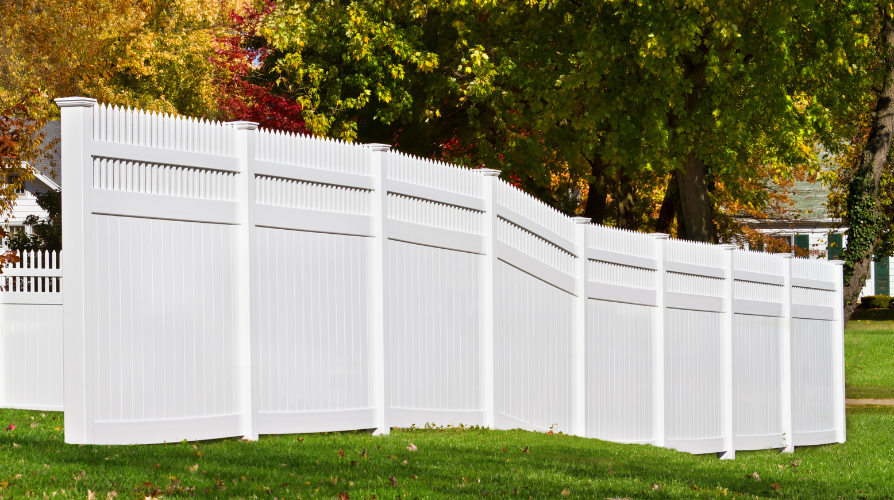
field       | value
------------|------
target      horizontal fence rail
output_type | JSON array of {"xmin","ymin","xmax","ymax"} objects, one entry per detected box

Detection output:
[{"xmin": 36, "ymin": 98, "xmax": 845, "ymax": 457}]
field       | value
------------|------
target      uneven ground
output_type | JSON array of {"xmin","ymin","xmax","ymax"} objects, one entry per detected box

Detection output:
[{"xmin": 1, "ymin": 406, "xmax": 893, "ymax": 499}]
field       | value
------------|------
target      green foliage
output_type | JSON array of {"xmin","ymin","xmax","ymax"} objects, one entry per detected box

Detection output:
[
  {"xmin": 860, "ymin": 294, "xmax": 893, "ymax": 309},
  {"xmin": 7, "ymin": 190, "xmax": 61, "ymax": 252},
  {"xmin": 257, "ymin": 0, "xmax": 880, "ymax": 236}
]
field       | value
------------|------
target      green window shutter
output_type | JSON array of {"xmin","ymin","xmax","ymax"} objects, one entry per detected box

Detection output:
[
  {"xmin": 828, "ymin": 233, "xmax": 843, "ymax": 260},
  {"xmin": 876, "ymin": 256, "xmax": 890, "ymax": 296},
  {"xmin": 795, "ymin": 234, "xmax": 809, "ymax": 252}
]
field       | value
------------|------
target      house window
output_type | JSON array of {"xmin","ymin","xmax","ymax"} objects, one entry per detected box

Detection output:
[
  {"xmin": 7, "ymin": 176, "xmax": 24, "ymax": 194},
  {"xmin": 828, "ymin": 233, "xmax": 843, "ymax": 260}
]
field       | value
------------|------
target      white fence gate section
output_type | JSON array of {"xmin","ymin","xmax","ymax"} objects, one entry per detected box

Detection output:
[
  {"xmin": 0, "ymin": 250, "xmax": 63, "ymax": 411},
  {"xmin": 46, "ymin": 97, "xmax": 845, "ymax": 456}
]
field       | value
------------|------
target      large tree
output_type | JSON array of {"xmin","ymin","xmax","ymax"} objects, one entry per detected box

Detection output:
[{"xmin": 258, "ymin": 0, "xmax": 875, "ymax": 242}]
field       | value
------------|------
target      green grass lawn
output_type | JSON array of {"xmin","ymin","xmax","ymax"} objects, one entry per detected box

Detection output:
[
  {"xmin": 2, "ymin": 406, "xmax": 894, "ymax": 499},
  {"xmin": 846, "ymin": 308, "xmax": 894, "ymax": 399}
]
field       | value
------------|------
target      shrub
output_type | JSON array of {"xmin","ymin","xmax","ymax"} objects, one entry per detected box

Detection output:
[{"xmin": 862, "ymin": 295, "xmax": 893, "ymax": 309}]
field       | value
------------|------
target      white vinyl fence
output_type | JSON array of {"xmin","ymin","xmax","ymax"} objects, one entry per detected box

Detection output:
[
  {"xmin": 0, "ymin": 250, "xmax": 63, "ymax": 411},
  {"xmin": 44, "ymin": 97, "xmax": 846, "ymax": 457}
]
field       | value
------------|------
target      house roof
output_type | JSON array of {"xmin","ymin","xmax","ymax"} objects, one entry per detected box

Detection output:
[{"xmin": 33, "ymin": 120, "xmax": 61, "ymax": 188}]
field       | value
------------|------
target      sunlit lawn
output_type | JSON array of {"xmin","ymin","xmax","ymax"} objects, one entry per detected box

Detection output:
[
  {"xmin": 1, "ymin": 406, "xmax": 894, "ymax": 499},
  {"xmin": 846, "ymin": 308, "xmax": 894, "ymax": 399}
]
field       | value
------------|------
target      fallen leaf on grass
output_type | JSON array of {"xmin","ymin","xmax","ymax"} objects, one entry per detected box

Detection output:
[
  {"xmin": 12, "ymin": 443, "xmax": 20, "ymax": 448},
  {"xmin": 772, "ymin": 483, "xmax": 781, "ymax": 491},
  {"xmin": 330, "ymin": 476, "xmax": 338, "ymax": 485},
  {"xmin": 5, "ymin": 423, "xmax": 14, "ymax": 431},
  {"xmin": 411, "ymin": 475, "xmax": 417, "ymax": 480},
  {"xmin": 389, "ymin": 475, "xmax": 398, "ymax": 487},
  {"xmin": 337, "ymin": 493, "xmax": 350, "ymax": 500},
  {"xmin": 502, "ymin": 447, "xmax": 507, "ymax": 453},
  {"xmin": 547, "ymin": 430, "xmax": 554, "ymax": 435},
  {"xmin": 521, "ymin": 446, "xmax": 529, "ymax": 453},
  {"xmin": 652, "ymin": 484, "xmax": 660, "ymax": 490},
  {"xmin": 560, "ymin": 488, "xmax": 570, "ymax": 496},
  {"xmin": 402, "ymin": 460, "xmax": 407, "ymax": 465},
  {"xmin": 358, "ymin": 449, "xmax": 367, "ymax": 458},
  {"xmin": 792, "ymin": 460, "xmax": 801, "ymax": 467},
  {"xmin": 338, "ymin": 449, "xmax": 345, "ymax": 458},
  {"xmin": 406, "ymin": 443, "xmax": 417, "ymax": 451},
  {"xmin": 30, "ymin": 423, "xmax": 38, "ymax": 429},
  {"xmin": 87, "ymin": 490, "xmax": 95, "ymax": 500},
  {"xmin": 350, "ymin": 461, "xmax": 359, "ymax": 466},
  {"xmin": 746, "ymin": 472, "xmax": 760, "ymax": 482},
  {"xmin": 106, "ymin": 490, "xmax": 117, "ymax": 499},
  {"xmin": 188, "ymin": 464, "xmax": 198, "ymax": 473}
]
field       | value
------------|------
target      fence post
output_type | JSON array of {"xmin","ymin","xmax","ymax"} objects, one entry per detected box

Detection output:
[
  {"xmin": 367, "ymin": 143, "xmax": 392, "ymax": 435},
  {"xmin": 719, "ymin": 244, "xmax": 737, "ymax": 460},
  {"xmin": 571, "ymin": 217, "xmax": 591, "ymax": 437},
  {"xmin": 56, "ymin": 97, "xmax": 97, "ymax": 444},
  {"xmin": 649, "ymin": 233, "xmax": 669, "ymax": 448},
  {"xmin": 831, "ymin": 259, "xmax": 846, "ymax": 443},
  {"xmin": 478, "ymin": 169, "xmax": 501, "ymax": 429},
  {"xmin": 228, "ymin": 121, "xmax": 260, "ymax": 440},
  {"xmin": 779, "ymin": 254, "xmax": 794, "ymax": 453}
]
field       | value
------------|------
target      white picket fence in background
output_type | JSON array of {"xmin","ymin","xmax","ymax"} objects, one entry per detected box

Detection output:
[
  {"xmin": 35, "ymin": 97, "xmax": 845, "ymax": 457},
  {"xmin": 0, "ymin": 250, "xmax": 64, "ymax": 411}
]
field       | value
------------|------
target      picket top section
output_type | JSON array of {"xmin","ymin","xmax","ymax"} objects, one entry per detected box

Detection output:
[
  {"xmin": 92, "ymin": 103, "xmax": 236, "ymax": 158},
  {"xmin": 385, "ymin": 151, "xmax": 482, "ymax": 199},
  {"xmin": 494, "ymin": 180, "xmax": 576, "ymax": 244},
  {"xmin": 585, "ymin": 224, "xmax": 656, "ymax": 260},
  {"xmin": 256, "ymin": 128, "xmax": 371, "ymax": 176}
]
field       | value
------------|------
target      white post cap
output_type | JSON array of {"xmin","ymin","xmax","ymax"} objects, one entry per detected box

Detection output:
[
  {"xmin": 572, "ymin": 217, "xmax": 591, "ymax": 225},
  {"xmin": 227, "ymin": 121, "xmax": 259, "ymax": 131},
  {"xmin": 55, "ymin": 97, "xmax": 97, "ymax": 108},
  {"xmin": 649, "ymin": 233, "xmax": 670, "ymax": 240},
  {"xmin": 477, "ymin": 168, "xmax": 501, "ymax": 177},
  {"xmin": 365, "ymin": 143, "xmax": 391, "ymax": 152}
]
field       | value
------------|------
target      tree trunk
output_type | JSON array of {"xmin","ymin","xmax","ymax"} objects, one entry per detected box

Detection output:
[
  {"xmin": 584, "ymin": 154, "xmax": 609, "ymax": 224},
  {"xmin": 655, "ymin": 173, "xmax": 678, "ymax": 234},
  {"xmin": 616, "ymin": 171, "xmax": 636, "ymax": 230},
  {"xmin": 842, "ymin": 15, "xmax": 894, "ymax": 325},
  {"xmin": 676, "ymin": 152, "xmax": 716, "ymax": 242}
]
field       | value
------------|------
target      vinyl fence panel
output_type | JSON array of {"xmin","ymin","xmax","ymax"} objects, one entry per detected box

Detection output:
[
  {"xmin": 0, "ymin": 250, "xmax": 63, "ymax": 411},
  {"xmin": 38, "ymin": 97, "xmax": 847, "ymax": 457}
]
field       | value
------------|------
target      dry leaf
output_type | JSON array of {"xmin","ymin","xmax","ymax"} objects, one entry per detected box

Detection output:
[
  {"xmin": 792, "ymin": 460, "xmax": 801, "ymax": 467},
  {"xmin": 411, "ymin": 475, "xmax": 417, "ymax": 480},
  {"xmin": 547, "ymin": 430, "xmax": 554, "ymax": 435},
  {"xmin": 12, "ymin": 443, "xmax": 20, "ymax": 448},
  {"xmin": 561, "ymin": 488, "xmax": 570, "ymax": 496},
  {"xmin": 350, "ymin": 460, "xmax": 359, "ymax": 466},
  {"xmin": 87, "ymin": 490, "xmax": 95, "ymax": 500},
  {"xmin": 389, "ymin": 475, "xmax": 398, "ymax": 487},
  {"xmin": 188, "ymin": 464, "xmax": 198, "ymax": 473},
  {"xmin": 358, "ymin": 449, "xmax": 367, "ymax": 458},
  {"xmin": 337, "ymin": 493, "xmax": 350, "ymax": 500},
  {"xmin": 106, "ymin": 490, "xmax": 117, "ymax": 500},
  {"xmin": 502, "ymin": 447, "xmax": 507, "ymax": 453},
  {"xmin": 330, "ymin": 476, "xmax": 338, "ymax": 485},
  {"xmin": 521, "ymin": 446, "xmax": 530, "ymax": 453},
  {"xmin": 298, "ymin": 436, "xmax": 304, "ymax": 442},
  {"xmin": 402, "ymin": 460, "xmax": 408, "ymax": 465},
  {"xmin": 772, "ymin": 483, "xmax": 781, "ymax": 491},
  {"xmin": 338, "ymin": 449, "xmax": 345, "ymax": 458},
  {"xmin": 5, "ymin": 423, "xmax": 15, "ymax": 431},
  {"xmin": 30, "ymin": 423, "xmax": 38, "ymax": 429},
  {"xmin": 748, "ymin": 472, "xmax": 760, "ymax": 482},
  {"xmin": 406, "ymin": 443, "xmax": 417, "ymax": 451}
]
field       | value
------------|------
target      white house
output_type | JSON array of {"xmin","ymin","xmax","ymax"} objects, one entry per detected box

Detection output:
[
  {"xmin": 3, "ymin": 120, "xmax": 61, "ymax": 248},
  {"xmin": 736, "ymin": 176, "xmax": 883, "ymax": 297}
]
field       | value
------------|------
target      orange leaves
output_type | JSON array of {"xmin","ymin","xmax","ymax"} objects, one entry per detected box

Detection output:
[{"xmin": 4, "ymin": 423, "xmax": 14, "ymax": 431}]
